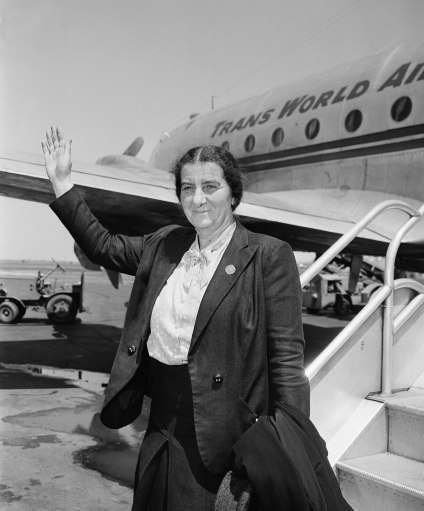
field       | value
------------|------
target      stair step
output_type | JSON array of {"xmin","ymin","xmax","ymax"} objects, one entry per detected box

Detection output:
[
  {"xmin": 387, "ymin": 391, "xmax": 424, "ymax": 416},
  {"xmin": 387, "ymin": 391, "xmax": 424, "ymax": 462},
  {"xmin": 337, "ymin": 453, "xmax": 424, "ymax": 511}
]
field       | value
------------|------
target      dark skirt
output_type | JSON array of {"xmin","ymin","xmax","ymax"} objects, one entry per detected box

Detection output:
[{"xmin": 132, "ymin": 357, "xmax": 223, "ymax": 511}]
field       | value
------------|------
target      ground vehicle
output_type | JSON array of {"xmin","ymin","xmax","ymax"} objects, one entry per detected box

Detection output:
[
  {"xmin": 302, "ymin": 272, "xmax": 381, "ymax": 317},
  {"xmin": 0, "ymin": 263, "xmax": 85, "ymax": 324}
]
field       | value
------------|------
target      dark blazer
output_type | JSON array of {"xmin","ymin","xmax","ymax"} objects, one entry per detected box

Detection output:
[
  {"xmin": 227, "ymin": 402, "xmax": 353, "ymax": 511},
  {"xmin": 51, "ymin": 187, "xmax": 310, "ymax": 475}
]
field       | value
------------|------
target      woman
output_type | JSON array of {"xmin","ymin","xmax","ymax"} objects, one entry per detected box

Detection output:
[{"xmin": 42, "ymin": 126, "xmax": 309, "ymax": 510}]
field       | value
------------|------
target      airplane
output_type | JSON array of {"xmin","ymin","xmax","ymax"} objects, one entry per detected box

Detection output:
[{"xmin": 1, "ymin": 41, "xmax": 424, "ymax": 282}]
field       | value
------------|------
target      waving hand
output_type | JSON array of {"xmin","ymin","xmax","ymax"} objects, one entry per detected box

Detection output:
[{"xmin": 41, "ymin": 126, "xmax": 73, "ymax": 198}]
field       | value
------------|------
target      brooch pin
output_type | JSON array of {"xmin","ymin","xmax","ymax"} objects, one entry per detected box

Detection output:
[{"xmin": 225, "ymin": 264, "xmax": 236, "ymax": 275}]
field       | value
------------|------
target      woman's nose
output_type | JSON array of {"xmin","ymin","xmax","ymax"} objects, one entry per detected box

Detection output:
[{"xmin": 192, "ymin": 186, "xmax": 206, "ymax": 205}]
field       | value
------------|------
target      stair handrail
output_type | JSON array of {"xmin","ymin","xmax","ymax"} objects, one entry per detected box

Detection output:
[
  {"xmin": 394, "ymin": 278, "xmax": 424, "ymax": 294},
  {"xmin": 300, "ymin": 199, "xmax": 418, "ymax": 288},
  {"xmin": 381, "ymin": 204, "xmax": 424, "ymax": 395},
  {"xmin": 306, "ymin": 278, "xmax": 424, "ymax": 382},
  {"xmin": 302, "ymin": 199, "xmax": 424, "ymax": 390},
  {"xmin": 305, "ymin": 284, "xmax": 391, "ymax": 381},
  {"xmin": 392, "ymin": 278, "xmax": 424, "ymax": 335}
]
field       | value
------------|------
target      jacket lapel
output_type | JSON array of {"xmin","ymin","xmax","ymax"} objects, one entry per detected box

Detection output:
[{"xmin": 189, "ymin": 222, "xmax": 257, "ymax": 354}]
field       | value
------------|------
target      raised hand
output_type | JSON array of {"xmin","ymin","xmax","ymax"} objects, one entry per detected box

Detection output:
[{"xmin": 41, "ymin": 126, "xmax": 73, "ymax": 198}]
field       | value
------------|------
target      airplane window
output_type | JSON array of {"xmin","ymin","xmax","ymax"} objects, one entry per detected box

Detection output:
[
  {"xmin": 391, "ymin": 96, "xmax": 412, "ymax": 122},
  {"xmin": 305, "ymin": 118, "xmax": 320, "ymax": 140},
  {"xmin": 272, "ymin": 127, "xmax": 284, "ymax": 147},
  {"xmin": 221, "ymin": 141, "xmax": 230, "ymax": 151},
  {"xmin": 345, "ymin": 109, "xmax": 362, "ymax": 132},
  {"xmin": 244, "ymin": 134, "xmax": 255, "ymax": 152}
]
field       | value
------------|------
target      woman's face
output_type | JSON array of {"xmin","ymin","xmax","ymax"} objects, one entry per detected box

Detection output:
[{"xmin": 180, "ymin": 161, "xmax": 233, "ymax": 236}]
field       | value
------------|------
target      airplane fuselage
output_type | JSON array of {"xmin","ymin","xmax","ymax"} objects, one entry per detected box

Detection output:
[{"xmin": 150, "ymin": 43, "xmax": 424, "ymax": 202}]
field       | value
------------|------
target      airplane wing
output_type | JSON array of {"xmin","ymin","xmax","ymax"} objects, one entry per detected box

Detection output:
[
  {"xmin": 1, "ymin": 152, "xmax": 423, "ymax": 271},
  {"xmin": 240, "ymin": 188, "xmax": 424, "ymax": 263}
]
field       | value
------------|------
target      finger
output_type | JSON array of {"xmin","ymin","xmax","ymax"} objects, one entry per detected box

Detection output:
[
  {"xmin": 42, "ymin": 137, "xmax": 52, "ymax": 155},
  {"xmin": 56, "ymin": 126, "xmax": 63, "ymax": 145},
  {"xmin": 50, "ymin": 126, "xmax": 59, "ymax": 149},
  {"xmin": 41, "ymin": 140, "xmax": 49, "ymax": 157},
  {"xmin": 46, "ymin": 130, "xmax": 53, "ymax": 149},
  {"xmin": 66, "ymin": 139, "xmax": 72, "ymax": 157}
]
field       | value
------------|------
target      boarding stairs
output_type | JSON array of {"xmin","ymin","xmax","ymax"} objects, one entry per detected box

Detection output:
[
  {"xmin": 338, "ymin": 386, "xmax": 424, "ymax": 509},
  {"xmin": 300, "ymin": 200, "xmax": 424, "ymax": 510}
]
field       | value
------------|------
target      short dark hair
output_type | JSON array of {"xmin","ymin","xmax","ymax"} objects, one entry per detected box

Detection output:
[{"xmin": 173, "ymin": 145, "xmax": 243, "ymax": 210}]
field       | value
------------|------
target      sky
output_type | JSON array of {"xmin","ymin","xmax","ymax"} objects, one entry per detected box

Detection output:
[{"xmin": 1, "ymin": 0, "xmax": 424, "ymax": 261}]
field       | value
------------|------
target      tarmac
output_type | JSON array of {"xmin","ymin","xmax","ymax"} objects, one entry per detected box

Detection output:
[
  {"xmin": 0, "ymin": 262, "xmax": 349, "ymax": 510},
  {"xmin": 0, "ymin": 266, "xmax": 141, "ymax": 510},
  {"xmin": 0, "ymin": 366, "xmax": 133, "ymax": 510}
]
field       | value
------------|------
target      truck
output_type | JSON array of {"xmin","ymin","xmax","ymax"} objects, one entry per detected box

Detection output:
[
  {"xmin": 302, "ymin": 271, "xmax": 382, "ymax": 317},
  {"xmin": 0, "ymin": 262, "xmax": 85, "ymax": 324}
]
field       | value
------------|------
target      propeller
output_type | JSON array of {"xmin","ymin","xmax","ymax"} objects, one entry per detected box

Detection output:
[
  {"xmin": 74, "ymin": 243, "xmax": 122, "ymax": 289},
  {"xmin": 74, "ymin": 243, "xmax": 101, "ymax": 271},
  {"xmin": 105, "ymin": 269, "xmax": 122, "ymax": 289}
]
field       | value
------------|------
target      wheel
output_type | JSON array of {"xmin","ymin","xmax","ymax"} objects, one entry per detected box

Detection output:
[
  {"xmin": 0, "ymin": 301, "xmax": 20, "ymax": 323},
  {"xmin": 334, "ymin": 294, "xmax": 352, "ymax": 317},
  {"xmin": 46, "ymin": 294, "xmax": 77, "ymax": 323},
  {"xmin": 16, "ymin": 305, "xmax": 26, "ymax": 322},
  {"xmin": 306, "ymin": 307, "xmax": 319, "ymax": 314}
]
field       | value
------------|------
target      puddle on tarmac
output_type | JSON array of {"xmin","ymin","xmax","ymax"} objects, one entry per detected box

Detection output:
[
  {"xmin": 5, "ymin": 402, "xmax": 149, "ymax": 488},
  {"xmin": 73, "ymin": 407, "xmax": 149, "ymax": 488},
  {"xmin": 2, "ymin": 434, "xmax": 61, "ymax": 449},
  {"xmin": 75, "ymin": 441, "xmax": 140, "ymax": 487},
  {"xmin": 0, "ymin": 489, "xmax": 23, "ymax": 503},
  {"xmin": 3, "ymin": 363, "xmax": 150, "ymax": 488}
]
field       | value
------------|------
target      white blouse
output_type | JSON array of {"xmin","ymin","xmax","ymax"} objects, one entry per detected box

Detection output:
[{"xmin": 147, "ymin": 221, "xmax": 236, "ymax": 365}]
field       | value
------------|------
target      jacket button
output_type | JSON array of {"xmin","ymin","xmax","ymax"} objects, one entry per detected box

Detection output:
[
  {"xmin": 213, "ymin": 373, "xmax": 224, "ymax": 384},
  {"xmin": 127, "ymin": 344, "xmax": 137, "ymax": 356}
]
